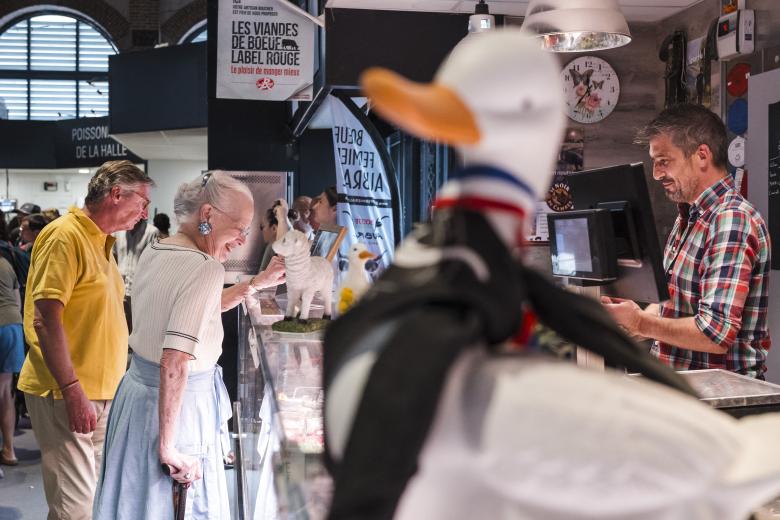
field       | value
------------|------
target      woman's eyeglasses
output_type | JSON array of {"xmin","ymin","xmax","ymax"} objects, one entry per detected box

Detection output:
[{"xmin": 211, "ymin": 205, "xmax": 250, "ymax": 238}]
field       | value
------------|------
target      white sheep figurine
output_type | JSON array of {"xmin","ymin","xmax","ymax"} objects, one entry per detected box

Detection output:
[{"xmin": 272, "ymin": 229, "xmax": 334, "ymax": 322}]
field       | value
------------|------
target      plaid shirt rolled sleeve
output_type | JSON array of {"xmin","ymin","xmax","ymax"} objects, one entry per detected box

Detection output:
[
  {"xmin": 695, "ymin": 207, "xmax": 760, "ymax": 347},
  {"xmin": 652, "ymin": 176, "xmax": 771, "ymax": 378}
]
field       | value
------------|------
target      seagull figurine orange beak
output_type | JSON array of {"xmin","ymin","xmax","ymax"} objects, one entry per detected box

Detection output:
[{"xmin": 362, "ymin": 30, "xmax": 566, "ymax": 249}]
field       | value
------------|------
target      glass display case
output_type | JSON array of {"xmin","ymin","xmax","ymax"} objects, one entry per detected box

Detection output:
[
  {"xmin": 236, "ymin": 290, "xmax": 332, "ymax": 520},
  {"xmin": 234, "ymin": 290, "xmax": 780, "ymax": 519}
]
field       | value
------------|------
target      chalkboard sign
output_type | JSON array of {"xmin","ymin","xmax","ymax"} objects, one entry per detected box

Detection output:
[{"xmin": 769, "ymin": 100, "xmax": 780, "ymax": 269}]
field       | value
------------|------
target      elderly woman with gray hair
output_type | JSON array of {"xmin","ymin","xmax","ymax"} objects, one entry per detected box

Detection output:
[{"xmin": 93, "ymin": 171, "xmax": 285, "ymax": 518}]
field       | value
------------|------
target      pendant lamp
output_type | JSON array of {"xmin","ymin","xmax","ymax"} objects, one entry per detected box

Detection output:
[{"xmin": 522, "ymin": 0, "xmax": 632, "ymax": 52}]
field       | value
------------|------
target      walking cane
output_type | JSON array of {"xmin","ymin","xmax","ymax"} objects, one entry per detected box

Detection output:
[{"xmin": 161, "ymin": 463, "xmax": 188, "ymax": 520}]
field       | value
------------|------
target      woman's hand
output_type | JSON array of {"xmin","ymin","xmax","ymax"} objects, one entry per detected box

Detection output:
[
  {"xmin": 251, "ymin": 256, "xmax": 286, "ymax": 290},
  {"xmin": 160, "ymin": 447, "xmax": 202, "ymax": 485},
  {"xmin": 220, "ymin": 257, "xmax": 285, "ymax": 310},
  {"xmin": 221, "ymin": 281, "xmax": 255, "ymax": 311}
]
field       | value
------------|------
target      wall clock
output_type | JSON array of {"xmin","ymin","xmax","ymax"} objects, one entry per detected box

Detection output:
[{"xmin": 561, "ymin": 56, "xmax": 620, "ymax": 124}]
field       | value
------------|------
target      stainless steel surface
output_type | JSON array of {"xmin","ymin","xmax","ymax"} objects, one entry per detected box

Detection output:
[{"xmin": 679, "ymin": 369, "xmax": 780, "ymax": 408}]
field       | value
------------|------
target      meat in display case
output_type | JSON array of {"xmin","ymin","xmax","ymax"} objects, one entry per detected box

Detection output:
[{"xmin": 236, "ymin": 290, "xmax": 332, "ymax": 519}]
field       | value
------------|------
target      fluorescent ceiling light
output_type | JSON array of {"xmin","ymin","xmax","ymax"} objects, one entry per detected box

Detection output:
[{"xmin": 78, "ymin": 168, "xmax": 90, "ymax": 174}]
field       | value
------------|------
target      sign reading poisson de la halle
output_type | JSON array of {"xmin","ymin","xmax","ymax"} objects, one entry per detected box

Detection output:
[{"xmin": 55, "ymin": 117, "xmax": 142, "ymax": 168}]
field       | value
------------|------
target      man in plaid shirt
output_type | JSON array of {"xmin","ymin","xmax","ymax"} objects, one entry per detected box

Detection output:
[{"xmin": 604, "ymin": 104, "xmax": 771, "ymax": 378}]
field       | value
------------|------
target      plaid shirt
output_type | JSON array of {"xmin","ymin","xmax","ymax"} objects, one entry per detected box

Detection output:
[{"xmin": 651, "ymin": 176, "xmax": 771, "ymax": 377}]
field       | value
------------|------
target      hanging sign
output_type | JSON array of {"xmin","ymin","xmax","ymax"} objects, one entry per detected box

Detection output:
[
  {"xmin": 217, "ymin": 0, "xmax": 314, "ymax": 101},
  {"xmin": 328, "ymin": 96, "xmax": 395, "ymax": 282},
  {"xmin": 55, "ymin": 117, "xmax": 142, "ymax": 168}
]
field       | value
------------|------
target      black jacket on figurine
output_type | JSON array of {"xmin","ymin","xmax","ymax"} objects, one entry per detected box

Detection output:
[{"xmin": 322, "ymin": 208, "xmax": 693, "ymax": 520}]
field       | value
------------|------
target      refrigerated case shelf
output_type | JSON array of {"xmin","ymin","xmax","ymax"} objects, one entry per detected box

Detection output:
[{"xmin": 236, "ymin": 291, "xmax": 332, "ymax": 520}]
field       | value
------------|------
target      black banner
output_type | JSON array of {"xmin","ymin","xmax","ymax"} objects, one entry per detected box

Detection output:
[
  {"xmin": 0, "ymin": 117, "xmax": 142, "ymax": 169},
  {"xmin": 55, "ymin": 117, "xmax": 142, "ymax": 168}
]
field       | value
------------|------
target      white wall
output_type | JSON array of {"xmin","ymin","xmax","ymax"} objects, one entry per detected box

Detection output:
[
  {"xmin": 3, "ymin": 170, "xmax": 91, "ymax": 215},
  {"xmin": 146, "ymin": 159, "xmax": 207, "ymax": 234},
  {"xmin": 2, "ymin": 160, "xmax": 205, "ymax": 231},
  {"xmin": 746, "ymin": 68, "xmax": 780, "ymax": 383}
]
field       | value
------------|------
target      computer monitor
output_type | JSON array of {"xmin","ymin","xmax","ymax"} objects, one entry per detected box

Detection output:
[
  {"xmin": 548, "ymin": 209, "xmax": 617, "ymax": 282},
  {"xmin": 564, "ymin": 162, "xmax": 669, "ymax": 304}
]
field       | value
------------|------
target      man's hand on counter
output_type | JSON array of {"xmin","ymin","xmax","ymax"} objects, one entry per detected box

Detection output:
[
  {"xmin": 601, "ymin": 297, "xmax": 727, "ymax": 354},
  {"xmin": 601, "ymin": 296, "xmax": 646, "ymax": 339}
]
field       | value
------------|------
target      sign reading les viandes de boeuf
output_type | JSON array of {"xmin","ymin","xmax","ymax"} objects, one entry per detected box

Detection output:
[{"xmin": 217, "ymin": 0, "xmax": 314, "ymax": 101}]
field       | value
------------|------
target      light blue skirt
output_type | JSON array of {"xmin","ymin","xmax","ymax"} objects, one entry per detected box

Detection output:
[{"xmin": 93, "ymin": 354, "xmax": 232, "ymax": 520}]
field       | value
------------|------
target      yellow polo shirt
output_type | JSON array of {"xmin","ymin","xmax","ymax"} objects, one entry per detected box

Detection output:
[{"xmin": 18, "ymin": 206, "xmax": 128, "ymax": 400}]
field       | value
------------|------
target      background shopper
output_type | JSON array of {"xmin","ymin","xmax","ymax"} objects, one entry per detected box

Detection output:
[
  {"xmin": 18, "ymin": 213, "xmax": 49, "ymax": 252},
  {"xmin": 310, "ymin": 186, "xmax": 338, "ymax": 230},
  {"xmin": 18, "ymin": 160, "xmax": 153, "ymax": 520},
  {"xmin": 114, "ymin": 218, "xmax": 158, "ymax": 333},
  {"xmin": 93, "ymin": 171, "xmax": 284, "ymax": 519},
  {"xmin": 8, "ymin": 202, "xmax": 41, "ymax": 246},
  {"xmin": 0, "ymin": 216, "xmax": 24, "ymax": 469},
  {"xmin": 153, "ymin": 212, "xmax": 171, "ymax": 239},
  {"xmin": 41, "ymin": 208, "xmax": 61, "ymax": 223},
  {"xmin": 259, "ymin": 204, "xmax": 279, "ymax": 271}
]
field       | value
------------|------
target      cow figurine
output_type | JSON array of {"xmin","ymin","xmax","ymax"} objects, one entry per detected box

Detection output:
[{"xmin": 272, "ymin": 229, "xmax": 333, "ymax": 322}]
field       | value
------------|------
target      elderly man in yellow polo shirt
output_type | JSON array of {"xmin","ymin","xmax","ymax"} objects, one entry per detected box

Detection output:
[{"xmin": 18, "ymin": 160, "xmax": 153, "ymax": 520}]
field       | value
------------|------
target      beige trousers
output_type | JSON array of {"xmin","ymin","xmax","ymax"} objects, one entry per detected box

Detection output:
[{"xmin": 25, "ymin": 393, "xmax": 111, "ymax": 520}]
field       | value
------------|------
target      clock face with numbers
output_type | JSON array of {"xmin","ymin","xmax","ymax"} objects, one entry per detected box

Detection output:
[{"xmin": 561, "ymin": 56, "xmax": 620, "ymax": 124}]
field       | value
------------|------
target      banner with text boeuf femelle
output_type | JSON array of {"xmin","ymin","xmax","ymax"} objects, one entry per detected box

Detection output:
[{"xmin": 328, "ymin": 96, "xmax": 395, "ymax": 285}]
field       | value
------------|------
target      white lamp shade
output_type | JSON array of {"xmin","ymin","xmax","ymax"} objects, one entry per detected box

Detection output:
[{"xmin": 523, "ymin": 0, "xmax": 632, "ymax": 52}]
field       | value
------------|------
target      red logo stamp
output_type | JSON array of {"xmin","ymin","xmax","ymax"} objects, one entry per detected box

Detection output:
[{"xmin": 256, "ymin": 78, "xmax": 275, "ymax": 90}]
